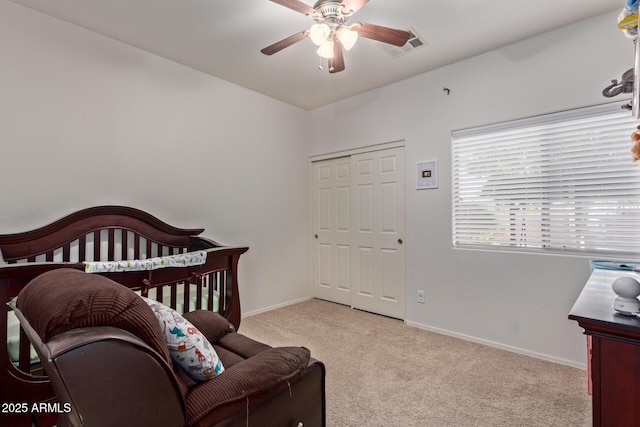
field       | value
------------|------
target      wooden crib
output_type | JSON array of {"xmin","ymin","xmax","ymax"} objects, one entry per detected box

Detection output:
[{"xmin": 0, "ymin": 206, "xmax": 248, "ymax": 427}]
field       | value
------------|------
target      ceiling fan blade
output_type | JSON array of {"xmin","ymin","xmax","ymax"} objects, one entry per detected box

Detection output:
[
  {"xmin": 353, "ymin": 22, "xmax": 411, "ymax": 47},
  {"xmin": 269, "ymin": 0, "xmax": 316, "ymax": 16},
  {"xmin": 330, "ymin": 42, "xmax": 345, "ymax": 73},
  {"xmin": 261, "ymin": 31, "xmax": 308, "ymax": 55},
  {"xmin": 340, "ymin": 0, "xmax": 369, "ymax": 14}
]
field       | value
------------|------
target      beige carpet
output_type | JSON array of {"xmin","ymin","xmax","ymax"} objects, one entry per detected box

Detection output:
[{"xmin": 239, "ymin": 299, "xmax": 591, "ymax": 427}]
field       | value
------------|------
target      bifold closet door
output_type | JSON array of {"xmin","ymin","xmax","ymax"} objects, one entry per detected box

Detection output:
[
  {"xmin": 350, "ymin": 147, "xmax": 405, "ymax": 319},
  {"xmin": 312, "ymin": 156, "xmax": 352, "ymax": 305}
]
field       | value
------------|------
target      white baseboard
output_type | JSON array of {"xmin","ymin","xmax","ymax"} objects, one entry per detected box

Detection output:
[
  {"xmin": 404, "ymin": 320, "xmax": 587, "ymax": 371},
  {"xmin": 242, "ymin": 296, "xmax": 313, "ymax": 319}
]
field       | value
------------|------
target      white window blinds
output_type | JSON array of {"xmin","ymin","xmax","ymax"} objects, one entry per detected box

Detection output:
[{"xmin": 452, "ymin": 102, "xmax": 640, "ymax": 257}]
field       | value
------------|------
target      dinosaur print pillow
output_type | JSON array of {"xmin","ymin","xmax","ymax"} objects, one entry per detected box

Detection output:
[{"xmin": 142, "ymin": 297, "xmax": 224, "ymax": 381}]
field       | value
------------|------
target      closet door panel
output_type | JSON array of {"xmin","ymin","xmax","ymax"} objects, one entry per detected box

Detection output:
[
  {"xmin": 350, "ymin": 147, "xmax": 406, "ymax": 319},
  {"xmin": 313, "ymin": 157, "xmax": 352, "ymax": 305}
]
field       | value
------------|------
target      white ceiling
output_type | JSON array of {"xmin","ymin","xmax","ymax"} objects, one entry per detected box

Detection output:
[{"xmin": 10, "ymin": 0, "xmax": 623, "ymax": 110}]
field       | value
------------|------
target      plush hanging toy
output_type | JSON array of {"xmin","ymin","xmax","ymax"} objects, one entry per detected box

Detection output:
[
  {"xmin": 602, "ymin": 68, "xmax": 634, "ymax": 97},
  {"xmin": 619, "ymin": 1, "xmax": 639, "ymax": 38},
  {"xmin": 631, "ymin": 125, "xmax": 640, "ymax": 161}
]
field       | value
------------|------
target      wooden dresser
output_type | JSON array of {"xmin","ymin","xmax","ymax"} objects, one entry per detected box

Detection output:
[{"xmin": 569, "ymin": 268, "xmax": 640, "ymax": 427}]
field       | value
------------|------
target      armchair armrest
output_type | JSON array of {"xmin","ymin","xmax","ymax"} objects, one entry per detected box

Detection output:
[{"xmin": 183, "ymin": 309, "xmax": 234, "ymax": 343}]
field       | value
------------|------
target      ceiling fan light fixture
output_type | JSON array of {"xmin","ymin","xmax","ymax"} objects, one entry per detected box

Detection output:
[
  {"xmin": 337, "ymin": 26, "xmax": 358, "ymax": 51},
  {"xmin": 309, "ymin": 23, "xmax": 331, "ymax": 46},
  {"xmin": 316, "ymin": 40, "xmax": 335, "ymax": 59},
  {"xmin": 261, "ymin": 0, "xmax": 411, "ymax": 74}
]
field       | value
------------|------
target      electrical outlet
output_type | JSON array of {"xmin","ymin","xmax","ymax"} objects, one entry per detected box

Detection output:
[{"xmin": 417, "ymin": 290, "xmax": 425, "ymax": 304}]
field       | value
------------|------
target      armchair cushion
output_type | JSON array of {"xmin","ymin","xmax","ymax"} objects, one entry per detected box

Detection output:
[
  {"xmin": 186, "ymin": 346, "xmax": 311, "ymax": 426},
  {"xmin": 143, "ymin": 298, "xmax": 225, "ymax": 381},
  {"xmin": 16, "ymin": 268, "xmax": 170, "ymax": 364}
]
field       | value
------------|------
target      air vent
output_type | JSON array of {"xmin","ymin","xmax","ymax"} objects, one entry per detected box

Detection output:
[{"xmin": 378, "ymin": 27, "xmax": 428, "ymax": 58}]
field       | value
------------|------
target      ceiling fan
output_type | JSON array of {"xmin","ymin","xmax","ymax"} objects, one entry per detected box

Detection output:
[{"xmin": 261, "ymin": 0, "xmax": 411, "ymax": 73}]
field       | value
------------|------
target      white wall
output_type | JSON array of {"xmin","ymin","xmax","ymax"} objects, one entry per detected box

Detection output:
[
  {"xmin": 0, "ymin": 0, "xmax": 312, "ymax": 315},
  {"xmin": 308, "ymin": 10, "xmax": 633, "ymax": 367}
]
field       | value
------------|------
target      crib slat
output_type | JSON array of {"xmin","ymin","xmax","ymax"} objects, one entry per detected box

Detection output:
[
  {"xmin": 223, "ymin": 271, "xmax": 231, "ymax": 313},
  {"xmin": 216, "ymin": 272, "xmax": 223, "ymax": 312},
  {"xmin": 170, "ymin": 285, "xmax": 177, "ymax": 310},
  {"xmin": 93, "ymin": 230, "xmax": 100, "ymax": 261},
  {"xmin": 62, "ymin": 243, "xmax": 70, "ymax": 262},
  {"xmin": 156, "ymin": 286, "xmax": 164, "ymax": 304},
  {"xmin": 134, "ymin": 233, "xmax": 140, "ymax": 259},
  {"xmin": 183, "ymin": 282, "xmax": 190, "ymax": 313},
  {"xmin": 107, "ymin": 229, "xmax": 115, "ymax": 260},
  {"xmin": 121, "ymin": 229, "xmax": 128, "ymax": 261},
  {"xmin": 195, "ymin": 276, "xmax": 203, "ymax": 310},
  {"xmin": 79, "ymin": 237, "xmax": 86, "ymax": 263},
  {"xmin": 208, "ymin": 273, "xmax": 216, "ymax": 312},
  {"xmin": 18, "ymin": 327, "xmax": 30, "ymax": 372},
  {"xmin": 146, "ymin": 239, "xmax": 152, "ymax": 260}
]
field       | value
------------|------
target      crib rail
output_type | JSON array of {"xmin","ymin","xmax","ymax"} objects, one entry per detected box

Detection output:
[
  {"xmin": 1, "ymin": 228, "xmax": 191, "ymax": 264},
  {"xmin": 0, "ymin": 206, "xmax": 206, "ymax": 264}
]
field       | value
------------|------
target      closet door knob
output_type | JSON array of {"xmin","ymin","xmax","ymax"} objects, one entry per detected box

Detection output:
[
  {"xmin": 398, "ymin": 238, "xmax": 403, "ymax": 245},
  {"xmin": 314, "ymin": 234, "xmax": 318, "ymax": 239}
]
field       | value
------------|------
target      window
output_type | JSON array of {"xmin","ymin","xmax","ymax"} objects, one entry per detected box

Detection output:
[{"xmin": 452, "ymin": 102, "xmax": 640, "ymax": 257}]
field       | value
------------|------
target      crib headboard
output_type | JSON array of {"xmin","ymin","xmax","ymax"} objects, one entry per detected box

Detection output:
[{"xmin": 0, "ymin": 206, "xmax": 248, "ymax": 427}]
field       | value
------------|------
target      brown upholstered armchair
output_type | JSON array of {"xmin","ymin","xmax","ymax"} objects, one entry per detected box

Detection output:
[{"xmin": 8, "ymin": 269, "xmax": 325, "ymax": 427}]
